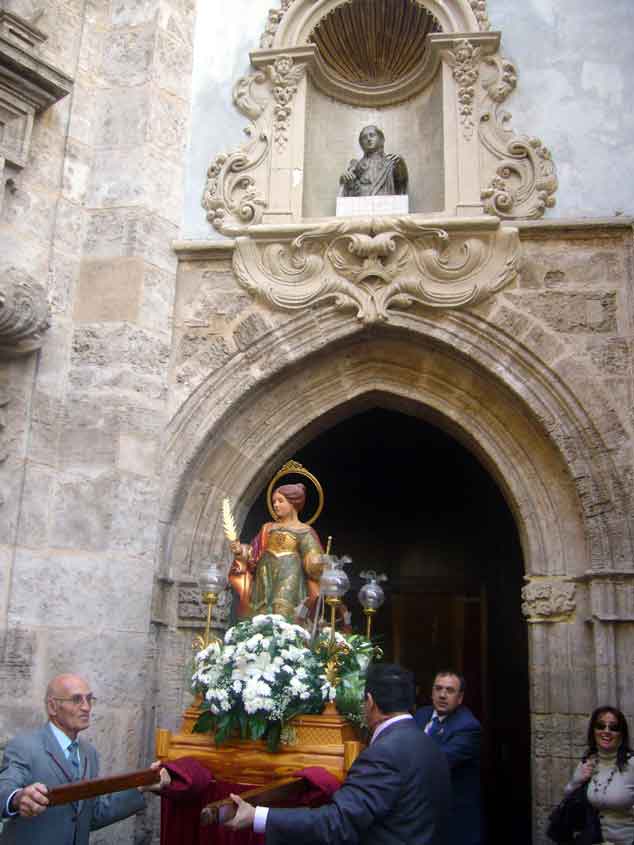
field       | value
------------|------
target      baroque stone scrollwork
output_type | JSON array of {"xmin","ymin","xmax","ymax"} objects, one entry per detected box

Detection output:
[
  {"xmin": 202, "ymin": 71, "xmax": 270, "ymax": 231},
  {"xmin": 521, "ymin": 578, "xmax": 576, "ymax": 622},
  {"xmin": 0, "ymin": 267, "xmax": 50, "ymax": 357},
  {"xmin": 478, "ymin": 53, "xmax": 558, "ymax": 219},
  {"xmin": 201, "ymin": 55, "xmax": 305, "ymax": 231},
  {"xmin": 233, "ymin": 216, "xmax": 519, "ymax": 324}
]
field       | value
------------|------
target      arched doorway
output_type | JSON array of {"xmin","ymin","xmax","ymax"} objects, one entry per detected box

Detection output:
[
  {"xmin": 241, "ymin": 405, "xmax": 531, "ymax": 844},
  {"xmin": 161, "ymin": 313, "xmax": 625, "ymax": 841}
]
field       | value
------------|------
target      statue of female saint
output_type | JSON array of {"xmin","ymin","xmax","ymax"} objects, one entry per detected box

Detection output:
[{"xmin": 229, "ymin": 483, "xmax": 324, "ymax": 621}]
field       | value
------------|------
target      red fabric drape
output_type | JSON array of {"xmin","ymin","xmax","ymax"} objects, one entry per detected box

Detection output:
[{"xmin": 160, "ymin": 758, "xmax": 339, "ymax": 845}]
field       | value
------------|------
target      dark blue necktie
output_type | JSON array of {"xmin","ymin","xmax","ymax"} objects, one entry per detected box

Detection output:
[
  {"xmin": 427, "ymin": 715, "xmax": 441, "ymax": 738},
  {"xmin": 67, "ymin": 741, "xmax": 80, "ymax": 780}
]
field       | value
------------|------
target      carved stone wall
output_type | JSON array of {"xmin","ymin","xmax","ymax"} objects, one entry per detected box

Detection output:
[{"xmin": 0, "ymin": 2, "xmax": 196, "ymax": 844}]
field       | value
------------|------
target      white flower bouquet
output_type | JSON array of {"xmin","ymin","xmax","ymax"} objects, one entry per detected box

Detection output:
[{"xmin": 192, "ymin": 614, "xmax": 375, "ymax": 751}]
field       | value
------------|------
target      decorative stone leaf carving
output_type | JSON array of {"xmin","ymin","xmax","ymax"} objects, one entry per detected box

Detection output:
[
  {"xmin": 521, "ymin": 579, "xmax": 576, "ymax": 622},
  {"xmin": 479, "ymin": 53, "xmax": 558, "ymax": 219},
  {"xmin": 266, "ymin": 56, "xmax": 306, "ymax": 151},
  {"xmin": 0, "ymin": 267, "xmax": 50, "ymax": 357},
  {"xmin": 447, "ymin": 39, "xmax": 482, "ymax": 141},
  {"xmin": 260, "ymin": 0, "xmax": 296, "ymax": 49},
  {"xmin": 469, "ymin": 0, "xmax": 491, "ymax": 31},
  {"xmin": 233, "ymin": 216, "xmax": 520, "ymax": 324}
]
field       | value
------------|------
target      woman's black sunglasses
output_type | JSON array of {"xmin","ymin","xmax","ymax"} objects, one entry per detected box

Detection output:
[{"xmin": 594, "ymin": 721, "xmax": 621, "ymax": 732}]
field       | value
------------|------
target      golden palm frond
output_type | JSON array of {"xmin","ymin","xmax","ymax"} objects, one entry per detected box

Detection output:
[{"xmin": 222, "ymin": 497, "xmax": 238, "ymax": 541}]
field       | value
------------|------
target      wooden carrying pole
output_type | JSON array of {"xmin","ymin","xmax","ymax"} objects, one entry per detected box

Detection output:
[
  {"xmin": 47, "ymin": 767, "xmax": 160, "ymax": 807},
  {"xmin": 201, "ymin": 776, "xmax": 307, "ymax": 826}
]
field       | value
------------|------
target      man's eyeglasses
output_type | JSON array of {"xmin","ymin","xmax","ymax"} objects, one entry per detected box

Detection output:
[
  {"xmin": 594, "ymin": 721, "xmax": 620, "ymax": 732},
  {"xmin": 52, "ymin": 694, "xmax": 97, "ymax": 707}
]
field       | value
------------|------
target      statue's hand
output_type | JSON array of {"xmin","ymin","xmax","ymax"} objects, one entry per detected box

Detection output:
[
  {"xmin": 340, "ymin": 160, "xmax": 358, "ymax": 184},
  {"xmin": 230, "ymin": 539, "xmax": 242, "ymax": 557},
  {"xmin": 229, "ymin": 559, "xmax": 244, "ymax": 576}
]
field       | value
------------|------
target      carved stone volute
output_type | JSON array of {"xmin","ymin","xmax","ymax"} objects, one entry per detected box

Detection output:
[{"xmin": 0, "ymin": 267, "xmax": 50, "ymax": 357}]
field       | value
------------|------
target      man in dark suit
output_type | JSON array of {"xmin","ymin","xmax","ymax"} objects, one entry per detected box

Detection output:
[
  {"xmin": 0, "ymin": 673, "xmax": 167, "ymax": 845},
  {"xmin": 226, "ymin": 663, "xmax": 451, "ymax": 844},
  {"xmin": 415, "ymin": 670, "xmax": 483, "ymax": 845}
]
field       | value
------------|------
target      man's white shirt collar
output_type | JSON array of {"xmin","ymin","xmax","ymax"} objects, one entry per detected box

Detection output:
[
  {"xmin": 370, "ymin": 713, "xmax": 413, "ymax": 744},
  {"xmin": 48, "ymin": 721, "xmax": 78, "ymax": 758}
]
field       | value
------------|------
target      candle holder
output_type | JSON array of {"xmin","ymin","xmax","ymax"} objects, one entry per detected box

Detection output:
[
  {"xmin": 358, "ymin": 570, "xmax": 387, "ymax": 639},
  {"xmin": 193, "ymin": 558, "xmax": 228, "ymax": 651}
]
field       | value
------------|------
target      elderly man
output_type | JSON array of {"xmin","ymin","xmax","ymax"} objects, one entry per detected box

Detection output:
[
  {"xmin": 225, "ymin": 662, "xmax": 451, "ymax": 845},
  {"xmin": 415, "ymin": 670, "xmax": 483, "ymax": 845},
  {"xmin": 0, "ymin": 673, "xmax": 166, "ymax": 845}
]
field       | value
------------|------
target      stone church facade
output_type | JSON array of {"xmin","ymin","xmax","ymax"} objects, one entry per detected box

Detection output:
[{"xmin": 0, "ymin": 0, "xmax": 632, "ymax": 843}]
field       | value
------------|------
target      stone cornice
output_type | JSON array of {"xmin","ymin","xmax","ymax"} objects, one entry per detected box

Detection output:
[
  {"xmin": 512, "ymin": 217, "xmax": 633, "ymax": 238},
  {"xmin": 0, "ymin": 11, "xmax": 74, "ymax": 169}
]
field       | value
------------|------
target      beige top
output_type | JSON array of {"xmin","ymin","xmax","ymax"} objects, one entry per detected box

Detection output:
[{"xmin": 567, "ymin": 751, "xmax": 634, "ymax": 845}]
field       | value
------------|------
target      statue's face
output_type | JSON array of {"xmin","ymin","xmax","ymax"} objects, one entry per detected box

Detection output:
[
  {"xmin": 359, "ymin": 126, "xmax": 383, "ymax": 154},
  {"xmin": 272, "ymin": 491, "xmax": 294, "ymax": 520}
]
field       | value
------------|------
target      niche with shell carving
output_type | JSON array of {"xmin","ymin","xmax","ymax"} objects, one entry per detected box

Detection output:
[
  {"xmin": 202, "ymin": 0, "xmax": 557, "ymax": 234},
  {"xmin": 303, "ymin": 0, "xmax": 445, "ymax": 218}
]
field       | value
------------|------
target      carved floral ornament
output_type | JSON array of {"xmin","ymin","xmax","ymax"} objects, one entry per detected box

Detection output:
[
  {"xmin": 233, "ymin": 216, "xmax": 520, "ymax": 324},
  {"xmin": 521, "ymin": 578, "xmax": 576, "ymax": 622}
]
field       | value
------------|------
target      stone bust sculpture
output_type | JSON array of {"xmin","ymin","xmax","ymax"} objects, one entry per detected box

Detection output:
[{"xmin": 340, "ymin": 125, "xmax": 408, "ymax": 197}]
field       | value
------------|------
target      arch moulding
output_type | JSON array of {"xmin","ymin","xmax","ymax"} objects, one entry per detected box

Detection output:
[{"xmin": 160, "ymin": 308, "xmax": 628, "ymax": 592}]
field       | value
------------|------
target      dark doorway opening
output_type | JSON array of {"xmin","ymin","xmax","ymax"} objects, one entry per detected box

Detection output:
[{"xmin": 242, "ymin": 406, "xmax": 531, "ymax": 845}]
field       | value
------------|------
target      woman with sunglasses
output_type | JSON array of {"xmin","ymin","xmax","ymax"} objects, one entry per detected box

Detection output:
[{"xmin": 564, "ymin": 706, "xmax": 634, "ymax": 844}]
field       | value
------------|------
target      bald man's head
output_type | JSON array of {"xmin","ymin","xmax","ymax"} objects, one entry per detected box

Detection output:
[{"xmin": 46, "ymin": 674, "xmax": 94, "ymax": 739}]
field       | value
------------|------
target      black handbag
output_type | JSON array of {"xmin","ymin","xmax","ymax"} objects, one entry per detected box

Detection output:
[{"xmin": 546, "ymin": 782, "xmax": 602, "ymax": 844}]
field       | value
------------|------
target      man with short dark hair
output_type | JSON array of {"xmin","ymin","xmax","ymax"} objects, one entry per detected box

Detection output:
[
  {"xmin": 226, "ymin": 663, "xmax": 451, "ymax": 844},
  {"xmin": 415, "ymin": 670, "xmax": 483, "ymax": 845},
  {"xmin": 0, "ymin": 673, "xmax": 167, "ymax": 845}
]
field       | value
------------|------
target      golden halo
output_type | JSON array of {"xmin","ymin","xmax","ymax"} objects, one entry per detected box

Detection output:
[{"xmin": 267, "ymin": 460, "xmax": 324, "ymax": 525}]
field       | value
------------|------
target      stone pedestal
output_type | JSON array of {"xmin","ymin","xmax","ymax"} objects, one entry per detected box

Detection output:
[{"xmin": 336, "ymin": 194, "xmax": 409, "ymax": 217}]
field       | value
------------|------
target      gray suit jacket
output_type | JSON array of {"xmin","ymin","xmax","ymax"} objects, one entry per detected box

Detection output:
[
  {"xmin": 265, "ymin": 718, "xmax": 451, "ymax": 845},
  {"xmin": 0, "ymin": 723, "xmax": 145, "ymax": 845}
]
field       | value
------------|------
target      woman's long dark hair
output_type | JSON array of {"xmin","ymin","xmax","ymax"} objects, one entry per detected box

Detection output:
[{"xmin": 586, "ymin": 706, "xmax": 633, "ymax": 771}]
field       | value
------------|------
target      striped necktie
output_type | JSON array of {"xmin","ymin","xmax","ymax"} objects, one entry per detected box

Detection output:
[{"xmin": 67, "ymin": 741, "xmax": 80, "ymax": 780}]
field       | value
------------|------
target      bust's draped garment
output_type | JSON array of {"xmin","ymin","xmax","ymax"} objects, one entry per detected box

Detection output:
[
  {"xmin": 343, "ymin": 153, "xmax": 408, "ymax": 197},
  {"xmin": 248, "ymin": 524, "xmax": 323, "ymax": 619}
]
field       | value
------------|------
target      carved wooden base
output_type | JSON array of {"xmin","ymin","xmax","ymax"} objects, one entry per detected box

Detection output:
[{"xmin": 155, "ymin": 702, "xmax": 364, "ymax": 785}]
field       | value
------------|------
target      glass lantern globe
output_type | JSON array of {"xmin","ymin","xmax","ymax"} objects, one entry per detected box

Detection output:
[
  {"xmin": 199, "ymin": 558, "xmax": 228, "ymax": 596},
  {"xmin": 358, "ymin": 570, "xmax": 387, "ymax": 610},
  {"xmin": 320, "ymin": 555, "xmax": 351, "ymax": 599}
]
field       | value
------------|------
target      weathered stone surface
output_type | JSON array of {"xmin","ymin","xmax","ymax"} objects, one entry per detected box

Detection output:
[
  {"xmin": 50, "ymin": 472, "xmax": 115, "ymax": 550},
  {"xmin": 71, "ymin": 324, "xmax": 170, "ymax": 377},
  {"xmin": 101, "ymin": 25, "xmax": 156, "ymax": 87},
  {"xmin": 109, "ymin": 473, "xmax": 160, "ymax": 558},
  {"xmin": 505, "ymin": 290, "xmax": 617, "ymax": 334},
  {"xmin": 74, "ymin": 257, "xmax": 144, "ymax": 322},
  {"xmin": 83, "ymin": 208, "xmax": 178, "ymax": 272},
  {"xmin": 9, "ymin": 550, "xmax": 153, "ymax": 631}
]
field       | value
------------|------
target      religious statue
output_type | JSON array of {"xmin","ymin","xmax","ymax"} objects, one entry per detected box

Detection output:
[
  {"xmin": 339, "ymin": 125, "xmax": 408, "ymax": 197},
  {"xmin": 228, "ymin": 475, "xmax": 324, "ymax": 621}
]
